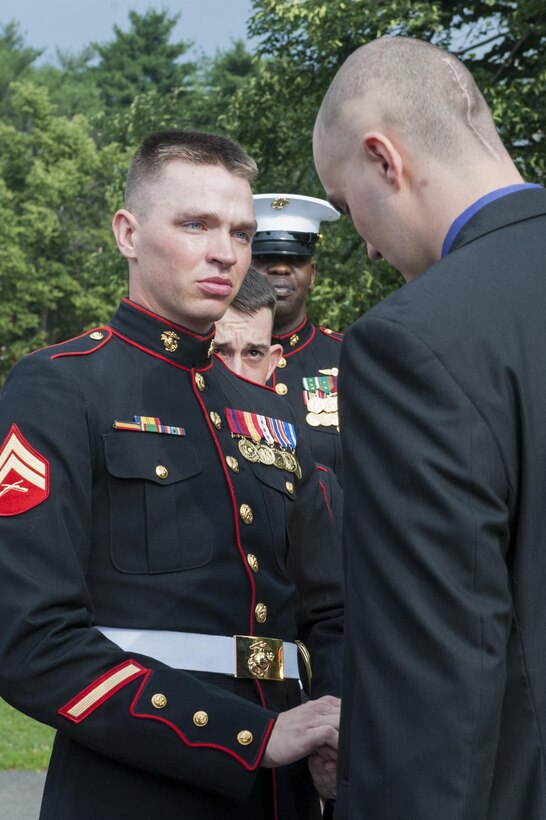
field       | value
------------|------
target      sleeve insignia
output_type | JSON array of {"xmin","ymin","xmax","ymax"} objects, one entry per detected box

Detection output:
[{"xmin": 0, "ymin": 424, "xmax": 50, "ymax": 516}]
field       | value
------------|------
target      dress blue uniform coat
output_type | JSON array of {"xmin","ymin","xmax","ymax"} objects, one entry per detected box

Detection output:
[
  {"xmin": 270, "ymin": 316, "xmax": 344, "ymax": 485},
  {"xmin": 0, "ymin": 299, "xmax": 343, "ymax": 820},
  {"xmin": 336, "ymin": 187, "xmax": 546, "ymax": 819}
]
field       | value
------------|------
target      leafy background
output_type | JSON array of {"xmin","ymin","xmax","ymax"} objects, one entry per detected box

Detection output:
[{"xmin": 0, "ymin": 0, "xmax": 545, "ymax": 383}]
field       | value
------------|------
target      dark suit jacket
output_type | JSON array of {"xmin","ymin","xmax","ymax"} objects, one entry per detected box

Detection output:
[{"xmin": 336, "ymin": 188, "xmax": 546, "ymax": 819}]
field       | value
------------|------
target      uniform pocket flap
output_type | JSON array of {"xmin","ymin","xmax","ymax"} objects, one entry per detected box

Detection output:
[{"xmin": 103, "ymin": 432, "xmax": 202, "ymax": 485}]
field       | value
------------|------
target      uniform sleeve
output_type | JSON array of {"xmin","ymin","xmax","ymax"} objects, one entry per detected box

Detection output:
[
  {"xmin": 336, "ymin": 316, "xmax": 513, "ymax": 818},
  {"xmin": 0, "ymin": 355, "xmax": 275, "ymax": 802}
]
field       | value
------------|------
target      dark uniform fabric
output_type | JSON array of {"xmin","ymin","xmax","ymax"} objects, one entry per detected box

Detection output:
[
  {"xmin": 0, "ymin": 298, "xmax": 343, "ymax": 820},
  {"xmin": 336, "ymin": 187, "xmax": 546, "ymax": 819},
  {"xmin": 269, "ymin": 316, "xmax": 343, "ymax": 485}
]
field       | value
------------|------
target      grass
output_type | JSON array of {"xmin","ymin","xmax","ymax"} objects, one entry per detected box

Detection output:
[{"xmin": 0, "ymin": 698, "xmax": 54, "ymax": 770}]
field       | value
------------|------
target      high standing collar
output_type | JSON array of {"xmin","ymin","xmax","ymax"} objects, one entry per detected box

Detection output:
[
  {"xmin": 108, "ymin": 299, "xmax": 214, "ymax": 371},
  {"xmin": 272, "ymin": 315, "xmax": 315, "ymax": 356}
]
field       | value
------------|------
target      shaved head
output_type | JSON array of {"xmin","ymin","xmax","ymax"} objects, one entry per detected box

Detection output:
[{"xmin": 316, "ymin": 36, "xmax": 505, "ymax": 164}]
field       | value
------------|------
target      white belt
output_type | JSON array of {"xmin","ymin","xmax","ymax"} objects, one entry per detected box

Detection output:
[{"xmin": 96, "ymin": 626, "xmax": 301, "ymax": 681}]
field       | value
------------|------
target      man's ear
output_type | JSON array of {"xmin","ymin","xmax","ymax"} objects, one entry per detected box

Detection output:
[
  {"xmin": 266, "ymin": 344, "xmax": 284, "ymax": 381},
  {"xmin": 362, "ymin": 131, "xmax": 403, "ymax": 190},
  {"xmin": 308, "ymin": 262, "xmax": 317, "ymax": 291},
  {"xmin": 112, "ymin": 209, "xmax": 138, "ymax": 259}
]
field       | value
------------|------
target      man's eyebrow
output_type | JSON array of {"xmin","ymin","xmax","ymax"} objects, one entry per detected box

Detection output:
[
  {"xmin": 176, "ymin": 211, "xmax": 257, "ymax": 233},
  {"xmin": 244, "ymin": 342, "xmax": 270, "ymax": 352}
]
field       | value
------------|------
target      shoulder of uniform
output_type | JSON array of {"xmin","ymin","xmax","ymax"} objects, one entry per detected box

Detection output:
[
  {"xmin": 38, "ymin": 327, "xmax": 112, "ymax": 360},
  {"xmin": 319, "ymin": 326, "xmax": 344, "ymax": 342}
]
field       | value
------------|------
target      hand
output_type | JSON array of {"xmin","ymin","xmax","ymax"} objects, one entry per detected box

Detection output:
[
  {"xmin": 309, "ymin": 750, "xmax": 337, "ymax": 801},
  {"xmin": 261, "ymin": 695, "xmax": 340, "ymax": 768}
]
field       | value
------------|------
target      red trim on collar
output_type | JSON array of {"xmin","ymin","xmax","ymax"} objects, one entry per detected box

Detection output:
[
  {"xmin": 272, "ymin": 315, "xmax": 308, "ymax": 341},
  {"xmin": 213, "ymin": 354, "xmax": 277, "ymax": 392},
  {"xmin": 122, "ymin": 298, "xmax": 215, "ymax": 342},
  {"xmin": 283, "ymin": 324, "xmax": 316, "ymax": 358},
  {"xmin": 190, "ymin": 370, "xmax": 257, "ymax": 635},
  {"xmin": 110, "ymin": 329, "xmax": 214, "ymax": 373}
]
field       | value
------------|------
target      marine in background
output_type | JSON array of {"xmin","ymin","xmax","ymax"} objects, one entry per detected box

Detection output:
[{"xmin": 251, "ymin": 195, "xmax": 344, "ymax": 485}]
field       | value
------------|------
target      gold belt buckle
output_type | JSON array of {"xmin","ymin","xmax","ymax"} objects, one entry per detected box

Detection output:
[{"xmin": 234, "ymin": 635, "xmax": 284, "ymax": 681}]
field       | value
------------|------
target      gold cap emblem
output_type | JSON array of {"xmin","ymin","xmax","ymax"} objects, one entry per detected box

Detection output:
[
  {"xmin": 275, "ymin": 383, "xmax": 288, "ymax": 396},
  {"xmin": 271, "ymin": 197, "xmax": 290, "ymax": 209},
  {"xmin": 247, "ymin": 553, "xmax": 259, "ymax": 573},
  {"xmin": 89, "ymin": 331, "xmax": 104, "ymax": 341},
  {"xmin": 207, "ymin": 339, "xmax": 215, "ymax": 358},
  {"xmin": 255, "ymin": 602, "xmax": 268, "ymax": 623},
  {"xmin": 161, "ymin": 330, "xmax": 179, "ymax": 352},
  {"xmin": 289, "ymin": 334, "xmax": 299, "ymax": 347},
  {"xmin": 155, "ymin": 465, "xmax": 169, "ymax": 479},
  {"xmin": 237, "ymin": 730, "xmax": 253, "ymax": 745},
  {"xmin": 151, "ymin": 693, "xmax": 167, "ymax": 709},
  {"xmin": 193, "ymin": 710, "xmax": 208, "ymax": 727},
  {"xmin": 195, "ymin": 372, "xmax": 205, "ymax": 391},
  {"xmin": 240, "ymin": 504, "xmax": 254, "ymax": 525}
]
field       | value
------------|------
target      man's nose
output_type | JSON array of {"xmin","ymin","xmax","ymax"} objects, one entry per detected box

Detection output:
[
  {"xmin": 266, "ymin": 260, "xmax": 291, "ymax": 274},
  {"xmin": 210, "ymin": 231, "xmax": 238, "ymax": 266}
]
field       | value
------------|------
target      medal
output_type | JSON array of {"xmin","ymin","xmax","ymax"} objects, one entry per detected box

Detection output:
[
  {"xmin": 257, "ymin": 443, "xmax": 275, "ymax": 465},
  {"xmin": 238, "ymin": 439, "xmax": 259, "ymax": 462},
  {"xmin": 273, "ymin": 449, "xmax": 286, "ymax": 469},
  {"xmin": 283, "ymin": 451, "xmax": 298, "ymax": 473},
  {"xmin": 306, "ymin": 412, "xmax": 322, "ymax": 428}
]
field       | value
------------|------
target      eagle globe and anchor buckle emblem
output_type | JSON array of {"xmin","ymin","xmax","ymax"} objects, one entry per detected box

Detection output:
[{"xmin": 234, "ymin": 635, "xmax": 284, "ymax": 681}]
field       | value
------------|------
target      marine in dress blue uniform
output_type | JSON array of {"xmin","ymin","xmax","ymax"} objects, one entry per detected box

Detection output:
[
  {"xmin": 251, "ymin": 195, "xmax": 344, "ymax": 484},
  {"xmin": 0, "ymin": 131, "xmax": 342, "ymax": 820}
]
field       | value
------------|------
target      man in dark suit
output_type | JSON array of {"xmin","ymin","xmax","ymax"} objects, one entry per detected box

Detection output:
[
  {"xmin": 0, "ymin": 130, "xmax": 342, "ymax": 819},
  {"xmin": 313, "ymin": 36, "xmax": 546, "ymax": 819}
]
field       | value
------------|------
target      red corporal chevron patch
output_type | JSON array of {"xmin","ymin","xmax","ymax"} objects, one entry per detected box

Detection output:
[{"xmin": 0, "ymin": 424, "xmax": 50, "ymax": 516}]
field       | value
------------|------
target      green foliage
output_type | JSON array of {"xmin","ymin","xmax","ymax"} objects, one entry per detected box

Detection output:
[
  {"xmin": 224, "ymin": 0, "xmax": 546, "ymax": 328},
  {"xmin": 0, "ymin": 2, "xmax": 545, "ymax": 383},
  {"xmin": 0, "ymin": 699, "xmax": 53, "ymax": 770}
]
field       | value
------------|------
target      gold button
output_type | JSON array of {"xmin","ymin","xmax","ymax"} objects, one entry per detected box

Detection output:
[
  {"xmin": 151, "ymin": 693, "xmax": 167, "ymax": 709},
  {"xmin": 226, "ymin": 455, "xmax": 239, "ymax": 473},
  {"xmin": 247, "ymin": 553, "xmax": 259, "ymax": 573},
  {"xmin": 89, "ymin": 331, "xmax": 104, "ymax": 340},
  {"xmin": 275, "ymin": 383, "xmax": 288, "ymax": 396},
  {"xmin": 195, "ymin": 372, "xmax": 205, "ymax": 391},
  {"xmin": 277, "ymin": 356, "xmax": 287, "ymax": 368},
  {"xmin": 210, "ymin": 411, "xmax": 222, "ymax": 429},
  {"xmin": 155, "ymin": 465, "xmax": 169, "ymax": 479},
  {"xmin": 255, "ymin": 602, "xmax": 268, "ymax": 623},
  {"xmin": 193, "ymin": 710, "xmax": 208, "ymax": 727},
  {"xmin": 237, "ymin": 730, "xmax": 253, "ymax": 746},
  {"xmin": 285, "ymin": 481, "xmax": 294, "ymax": 494},
  {"xmin": 289, "ymin": 334, "xmax": 299, "ymax": 347},
  {"xmin": 240, "ymin": 504, "xmax": 254, "ymax": 525}
]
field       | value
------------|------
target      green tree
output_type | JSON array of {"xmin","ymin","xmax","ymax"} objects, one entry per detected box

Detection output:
[
  {"xmin": 0, "ymin": 21, "xmax": 42, "ymax": 101},
  {"xmin": 92, "ymin": 9, "xmax": 194, "ymax": 111},
  {"xmin": 225, "ymin": 0, "xmax": 546, "ymax": 330},
  {"xmin": 0, "ymin": 81, "xmax": 125, "ymax": 380}
]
